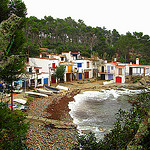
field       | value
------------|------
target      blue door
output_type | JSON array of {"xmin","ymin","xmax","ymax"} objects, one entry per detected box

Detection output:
[
  {"xmin": 78, "ymin": 73, "xmax": 82, "ymax": 79},
  {"xmin": 108, "ymin": 74, "xmax": 113, "ymax": 80},
  {"xmin": 22, "ymin": 81, "xmax": 25, "ymax": 87},
  {"xmin": 44, "ymin": 78, "xmax": 48, "ymax": 84}
]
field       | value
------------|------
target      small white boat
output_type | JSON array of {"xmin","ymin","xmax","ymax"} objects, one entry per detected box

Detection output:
[
  {"xmin": 25, "ymin": 92, "xmax": 48, "ymax": 97},
  {"xmin": 36, "ymin": 88, "xmax": 53, "ymax": 95},
  {"xmin": 13, "ymin": 89, "xmax": 23, "ymax": 93},
  {"xmin": 14, "ymin": 99, "xmax": 27, "ymax": 104},
  {"xmin": 56, "ymin": 85, "xmax": 69, "ymax": 91}
]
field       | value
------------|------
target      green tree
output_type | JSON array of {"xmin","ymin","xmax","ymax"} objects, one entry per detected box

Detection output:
[
  {"xmin": 23, "ymin": 42, "xmax": 40, "ymax": 57},
  {"xmin": 0, "ymin": 0, "xmax": 9, "ymax": 23},
  {"xmin": 0, "ymin": 102, "xmax": 29, "ymax": 149},
  {"xmin": 0, "ymin": 0, "xmax": 27, "ymax": 111},
  {"xmin": 54, "ymin": 65, "xmax": 65, "ymax": 82},
  {"xmin": 0, "ymin": 0, "xmax": 27, "ymax": 23}
]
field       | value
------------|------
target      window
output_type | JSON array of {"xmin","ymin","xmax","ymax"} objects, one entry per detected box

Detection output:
[
  {"xmin": 87, "ymin": 62, "xmax": 89, "ymax": 68},
  {"xmin": 29, "ymin": 68, "xmax": 32, "ymax": 73},
  {"xmin": 119, "ymin": 68, "xmax": 122, "ymax": 75},
  {"xmin": 107, "ymin": 66, "xmax": 110, "ymax": 73},
  {"xmin": 61, "ymin": 57, "xmax": 64, "ymax": 61},
  {"xmin": 38, "ymin": 79, "xmax": 41, "ymax": 84},
  {"xmin": 77, "ymin": 63, "xmax": 82, "ymax": 67},
  {"xmin": 36, "ymin": 69, "xmax": 39, "ymax": 73},
  {"xmin": 111, "ymin": 66, "xmax": 113, "ymax": 70}
]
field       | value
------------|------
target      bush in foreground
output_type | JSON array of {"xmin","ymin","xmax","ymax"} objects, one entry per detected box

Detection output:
[{"xmin": 0, "ymin": 102, "xmax": 29, "ymax": 150}]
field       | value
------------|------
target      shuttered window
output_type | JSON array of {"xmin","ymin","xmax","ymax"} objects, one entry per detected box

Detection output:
[
  {"xmin": 119, "ymin": 68, "xmax": 122, "ymax": 75},
  {"xmin": 87, "ymin": 62, "xmax": 89, "ymax": 68},
  {"xmin": 77, "ymin": 63, "xmax": 82, "ymax": 67}
]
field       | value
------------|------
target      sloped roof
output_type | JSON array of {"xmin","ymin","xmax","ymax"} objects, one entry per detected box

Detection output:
[{"xmin": 108, "ymin": 61, "xmax": 150, "ymax": 67}]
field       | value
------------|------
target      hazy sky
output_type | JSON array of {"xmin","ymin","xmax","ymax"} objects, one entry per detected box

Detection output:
[{"xmin": 23, "ymin": 0, "xmax": 150, "ymax": 35}]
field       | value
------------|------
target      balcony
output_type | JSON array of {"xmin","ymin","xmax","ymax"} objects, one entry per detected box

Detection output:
[{"xmin": 99, "ymin": 70, "xmax": 115, "ymax": 74}]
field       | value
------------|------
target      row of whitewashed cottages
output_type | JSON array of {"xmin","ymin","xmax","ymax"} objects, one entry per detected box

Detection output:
[
  {"xmin": 24, "ymin": 51, "xmax": 98, "ymax": 88},
  {"xmin": 24, "ymin": 51, "xmax": 150, "ymax": 88}
]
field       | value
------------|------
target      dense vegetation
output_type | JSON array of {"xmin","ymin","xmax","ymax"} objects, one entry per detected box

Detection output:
[
  {"xmin": 0, "ymin": 0, "xmax": 27, "ymax": 111},
  {"xmin": 72, "ymin": 93, "xmax": 150, "ymax": 150},
  {"xmin": 0, "ymin": 102, "xmax": 29, "ymax": 149},
  {"xmin": 0, "ymin": 1, "xmax": 29, "ymax": 149},
  {"xmin": 24, "ymin": 16, "xmax": 150, "ymax": 64}
]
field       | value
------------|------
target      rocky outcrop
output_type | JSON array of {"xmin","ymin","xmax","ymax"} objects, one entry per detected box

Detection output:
[{"xmin": 26, "ymin": 115, "xmax": 77, "ymax": 129}]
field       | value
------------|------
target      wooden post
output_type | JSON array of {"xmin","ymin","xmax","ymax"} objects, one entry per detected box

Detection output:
[{"xmin": 11, "ymin": 81, "xmax": 13, "ymax": 111}]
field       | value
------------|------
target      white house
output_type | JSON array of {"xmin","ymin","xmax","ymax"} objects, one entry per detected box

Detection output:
[
  {"xmin": 98, "ymin": 60, "xmax": 115, "ymax": 81},
  {"xmin": 73, "ymin": 59, "xmax": 93, "ymax": 80},
  {"xmin": 62, "ymin": 51, "xmax": 82, "ymax": 62},
  {"xmin": 99, "ymin": 58, "xmax": 150, "ymax": 84},
  {"xmin": 26, "ymin": 57, "xmax": 59, "ymax": 87}
]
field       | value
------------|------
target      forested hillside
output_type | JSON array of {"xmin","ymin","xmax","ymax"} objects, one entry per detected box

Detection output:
[{"xmin": 24, "ymin": 16, "xmax": 150, "ymax": 64}]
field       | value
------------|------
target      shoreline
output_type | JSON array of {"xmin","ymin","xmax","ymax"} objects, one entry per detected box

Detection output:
[{"xmin": 25, "ymin": 81, "xmax": 105, "ymax": 149}]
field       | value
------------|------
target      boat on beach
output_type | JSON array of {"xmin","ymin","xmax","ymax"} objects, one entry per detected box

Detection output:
[
  {"xmin": 36, "ymin": 88, "xmax": 53, "ymax": 95},
  {"xmin": 25, "ymin": 91, "xmax": 48, "ymax": 97},
  {"xmin": 56, "ymin": 85, "xmax": 69, "ymax": 91},
  {"xmin": 13, "ymin": 99, "xmax": 27, "ymax": 104},
  {"xmin": 13, "ymin": 89, "xmax": 23, "ymax": 93},
  {"xmin": 44, "ymin": 86, "xmax": 60, "ymax": 93}
]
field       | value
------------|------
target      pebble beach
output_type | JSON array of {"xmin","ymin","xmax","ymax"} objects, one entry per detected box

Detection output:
[{"xmin": 26, "ymin": 86, "xmax": 81, "ymax": 150}]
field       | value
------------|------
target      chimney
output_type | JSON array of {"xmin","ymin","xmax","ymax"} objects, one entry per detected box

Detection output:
[
  {"xmin": 114, "ymin": 58, "xmax": 117, "ymax": 62},
  {"xmin": 104, "ymin": 60, "xmax": 107, "ymax": 64},
  {"xmin": 130, "ymin": 62, "xmax": 132, "ymax": 65},
  {"xmin": 136, "ymin": 58, "xmax": 139, "ymax": 65}
]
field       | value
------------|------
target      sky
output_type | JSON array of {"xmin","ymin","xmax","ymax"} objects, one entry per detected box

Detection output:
[{"xmin": 23, "ymin": 0, "xmax": 150, "ymax": 35}]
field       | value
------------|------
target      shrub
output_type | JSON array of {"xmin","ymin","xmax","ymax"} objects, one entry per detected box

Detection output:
[{"xmin": 0, "ymin": 102, "xmax": 30, "ymax": 149}]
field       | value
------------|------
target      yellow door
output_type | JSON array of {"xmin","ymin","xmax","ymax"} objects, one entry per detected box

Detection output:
[{"xmin": 68, "ymin": 65, "xmax": 72, "ymax": 72}]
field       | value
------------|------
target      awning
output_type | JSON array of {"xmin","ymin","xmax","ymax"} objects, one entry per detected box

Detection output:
[{"xmin": 13, "ymin": 80, "xmax": 24, "ymax": 83}]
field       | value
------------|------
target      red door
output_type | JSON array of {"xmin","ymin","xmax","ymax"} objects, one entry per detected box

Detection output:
[
  {"xmin": 116, "ymin": 76, "xmax": 122, "ymax": 83},
  {"xmin": 52, "ymin": 63, "xmax": 55, "ymax": 68},
  {"xmin": 51, "ymin": 75, "xmax": 56, "ymax": 83},
  {"xmin": 84, "ymin": 72, "xmax": 89, "ymax": 79}
]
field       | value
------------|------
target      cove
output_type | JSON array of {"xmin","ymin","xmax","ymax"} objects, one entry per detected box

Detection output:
[{"xmin": 69, "ymin": 88, "xmax": 145, "ymax": 140}]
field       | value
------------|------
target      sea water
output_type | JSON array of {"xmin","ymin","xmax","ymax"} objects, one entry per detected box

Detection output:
[{"xmin": 68, "ymin": 88, "xmax": 145, "ymax": 140}]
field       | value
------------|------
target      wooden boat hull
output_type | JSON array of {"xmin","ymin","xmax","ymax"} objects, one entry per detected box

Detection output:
[
  {"xmin": 36, "ymin": 88, "xmax": 53, "ymax": 95},
  {"xmin": 44, "ymin": 86, "xmax": 60, "ymax": 93}
]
